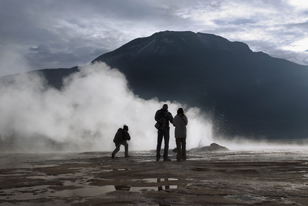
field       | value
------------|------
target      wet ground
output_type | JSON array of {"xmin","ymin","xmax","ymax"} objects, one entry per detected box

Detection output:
[{"xmin": 0, "ymin": 150, "xmax": 308, "ymax": 205}]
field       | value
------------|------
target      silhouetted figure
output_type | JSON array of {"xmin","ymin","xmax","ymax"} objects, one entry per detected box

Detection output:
[
  {"xmin": 172, "ymin": 108, "xmax": 188, "ymax": 162},
  {"xmin": 112, "ymin": 125, "xmax": 131, "ymax": 158},
  {"xmin": 155, "ymin": 104, "xmax": 173, "ymax": 161},
  {"xmin": 157, "ymin": 178, "xmax": 170, "ymax": 191}
]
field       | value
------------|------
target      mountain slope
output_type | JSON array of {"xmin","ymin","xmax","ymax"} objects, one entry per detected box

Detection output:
[{"xmin": 93, "ymin": 31, "xmax": 308, "ymax": 139}]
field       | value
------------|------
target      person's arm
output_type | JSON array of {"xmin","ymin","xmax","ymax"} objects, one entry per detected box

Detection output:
[
  {"xmin": 168, "ymin": 112, "xmax": 173, "ymax": 123},
  {"xmin": 184, "ymin": 115, "xmax": 188, "ymax": 125},
  {"xmin": 172, "ymin": 116, "xmax": 177, "ymax": 127}
]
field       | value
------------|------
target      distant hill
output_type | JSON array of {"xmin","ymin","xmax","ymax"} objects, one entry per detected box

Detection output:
[{"xmin": 3, "ymin": 31, "xmax": 308, "ymax": 139}]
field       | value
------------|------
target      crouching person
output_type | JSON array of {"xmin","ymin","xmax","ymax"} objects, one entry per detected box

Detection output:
[{"xmin": 112, "ymin": 125, "xmax": 131, "ymax": 158}]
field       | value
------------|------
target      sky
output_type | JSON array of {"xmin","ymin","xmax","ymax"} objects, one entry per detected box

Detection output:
[{"xmin": 0, "ymin": 0, "xmax": 308, "ymax": 77}]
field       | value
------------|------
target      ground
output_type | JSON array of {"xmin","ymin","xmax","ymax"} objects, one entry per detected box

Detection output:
[{"xmin": 0, "ymin": 150, "xmax": 308, "ymax": 205}]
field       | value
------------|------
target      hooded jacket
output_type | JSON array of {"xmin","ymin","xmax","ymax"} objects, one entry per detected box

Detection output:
[
  {"xmin": 173, "ymin": 114, "xmax": 188, "ymax": 138},
  {"xmin": 113, "ymin": 128, "xmax": 131, "ymax": 143}
]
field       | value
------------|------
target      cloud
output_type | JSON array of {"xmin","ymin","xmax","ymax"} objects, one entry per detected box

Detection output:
[
  {"xmin": 0, "ymin": 62, "xmax": 214, "ymax": 152},
  {"xmin": 0, "ymin": 0, "xmax": 307, "ymax": 77},
  {"xmin": 0, "ymin": 45, "xmax": 33, "ymax": 76},
  {"xmin": 287, "ymin": 0, "xmax": 308, "ymax": 10},
  {"xmin": 282, "ymin": 38, "xmax": 308, "ymax": 52}
]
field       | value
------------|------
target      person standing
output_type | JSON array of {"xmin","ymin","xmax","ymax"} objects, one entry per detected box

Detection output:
[
  {"xmin": 112, "ymin": 125, "xmax": 131, "ymax": 158},
  {"xmin": 155, "ymin": 104, "xmax": 173, "ymax": 161},
  {"xmin": 172, "ymin": 108, "xmax": 188, "ymax": 162}
]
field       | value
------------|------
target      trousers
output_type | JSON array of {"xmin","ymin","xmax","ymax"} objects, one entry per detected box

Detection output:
[
  {"xmin": 156, "ymin": 127, "xmax": 170, "ymax": 159},
  {"xmin": 176, "ymin": 137, "xmax": 186, "ymax": 161},
  {"xmin": 112, "ymin": 141, "xmax": 128, "ymax": 157}
]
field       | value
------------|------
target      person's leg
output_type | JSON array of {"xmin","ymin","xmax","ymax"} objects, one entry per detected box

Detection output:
[
  {"xmin": 122, "ymin": 141, "xmax": 129, "ymax": 157},
  {"xmin": 165, "ymin": 178, "xmax": 170, "ymax": 190},
  {"xmin": 157, "ymin": 178, "xmax": 163, "ymax": 191},
  {"xmin": 176, "ymin": 138, "xmax": 182, "ymax": 161},
  {"xmin": 182, "ymin": 137, "xmax": 187, "ymax": 161},
  {"xmin": 156, "ymin": 130, "xmax": 163, "ymax": 160},
  {"xmin": 112, "ymin": 143, "xmax": 120, "ymax": 158},
  {"xmin": 163, "ymin": 128, "xmax": 170, "ymax": 160}
]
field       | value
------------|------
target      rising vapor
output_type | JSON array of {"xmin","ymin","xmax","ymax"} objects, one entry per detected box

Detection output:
[{"xmin": 0, "ymin": 63, "xmax": 213, "ymax": 152}]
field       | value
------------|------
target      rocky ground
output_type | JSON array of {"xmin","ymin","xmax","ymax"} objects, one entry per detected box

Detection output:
[{"xmin": 0, "ymin": 149, "xmax": 308, "ymax": 205}]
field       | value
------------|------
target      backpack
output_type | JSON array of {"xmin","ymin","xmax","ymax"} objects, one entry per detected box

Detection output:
[
  {"xmin": 113, "ymin": 128, "xmax": 124, "ymax": 143},
  {"xmin": 155, "ymin": 111, "xmax": 168, "ymax": 130}
]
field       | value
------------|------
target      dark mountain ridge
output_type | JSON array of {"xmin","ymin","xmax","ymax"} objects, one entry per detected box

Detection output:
[
  {"xmin": 2, "ymin": 31, "xmax": 308, "ymax": 139},
  {"xmin": 93, "ymin": 31, "xmax": 308, "ymax": 139},
  {"xmin": 96, "ymin": 31, "xmax": 252, "ymax": 59}
]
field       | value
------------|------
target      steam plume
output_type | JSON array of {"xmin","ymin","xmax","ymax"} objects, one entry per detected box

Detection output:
[{"xmin": 0, "ymin": 62, "xmax": 213, "ymax": 152}]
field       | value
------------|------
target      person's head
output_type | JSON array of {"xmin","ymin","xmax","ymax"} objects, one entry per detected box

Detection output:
[
  {"xmin": 123, "ymin": 125, "xmax": 129, "ymax": 131},
  {"xmin": 177, "ymin": 108, "xmax": 184, "ymax": 115},
  {"xmin": 162, "ymin": 104, "xmax": 168, "ymax": 110}
]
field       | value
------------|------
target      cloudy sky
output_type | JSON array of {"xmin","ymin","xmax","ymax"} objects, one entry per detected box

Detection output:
[{"xmin": 0, "ymin": 0, "xmax": 308, "ymax": 76}]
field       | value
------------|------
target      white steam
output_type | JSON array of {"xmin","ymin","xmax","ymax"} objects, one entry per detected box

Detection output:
[{"xmin": 0, "ymin": 62, "xmax": 213, "ymax": 152}]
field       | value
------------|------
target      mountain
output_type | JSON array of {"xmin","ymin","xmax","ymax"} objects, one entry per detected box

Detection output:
[
  {"xmin": 3, "ymin": 31, "xmax": 308, "ymax": 139},
  {"xmin": 92, "ymin": 31, "xmax": 308, "ymax": 139}
]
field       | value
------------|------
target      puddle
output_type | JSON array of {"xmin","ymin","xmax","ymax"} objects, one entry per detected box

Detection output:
[
  {"xmin": 27, "ymin": 174, "xmax": 72, "ymax": 180},
  {"xmin": 116, "ymin": 168, "xmax": 131, "ymax": 171},
  {"xmin": 0, "ymin": 185, "xmax": 51, "ymax": 200},
  {"xmin": 0, "ymin": 184, "xmax": 178, "ymax": 201},
  {"xmin": 99, "ymin": 168, "xmax": 131, "ymax": 172},
  {"xmin": 226, "ymin": 195, "xmax": 265, "ymax": 203},
  {"xmin": 0, "ymin": 177, "xmax": 180, "ymax": 201},
  {"xmin": 132, "ymin": 178, "xmax": 178, "ymax": 183}
]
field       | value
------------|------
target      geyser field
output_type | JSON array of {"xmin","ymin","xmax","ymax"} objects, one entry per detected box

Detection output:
[
  {"xmin": 1, "ymin": 63, "xmax": 308, "ymax": 205},
  {"xmin": 1, "ymin": 150, "xmax": 308, "ymax": 205}
]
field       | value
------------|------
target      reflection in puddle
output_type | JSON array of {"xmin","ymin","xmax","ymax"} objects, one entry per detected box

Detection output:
[
  {"xmin": 0, "ymin": 178, "xmax": 180, "ymax": 201},
  {"xmin": 132, "ymin": 178, "xmax": 178, "ymax": 183},
  {"xmin": 115, "ymin": 178, "xmax": 178, "ymax": 192},
  {"xmin": 116, "ymin": 168, "xmax": 131, "ymax": 171},
  {"xmin": 157, "ymin": 178, "xmax": 174, "ymax": 191},
  {"xmin": 101, "ymin": 168, "xmax": 131, "ymax": 172}
]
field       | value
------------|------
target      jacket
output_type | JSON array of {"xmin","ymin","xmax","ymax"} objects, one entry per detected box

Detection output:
[
  {"xmin": 155, "ymin": 109, "xmax": 173, "ymax": 128},
  {"xmin": 173, "ymin": 114, "xmax": 188, "ymax": 138},
  {"xmin": 113, "ymin": 128, "xmax": 131, "ymax": 143}
]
